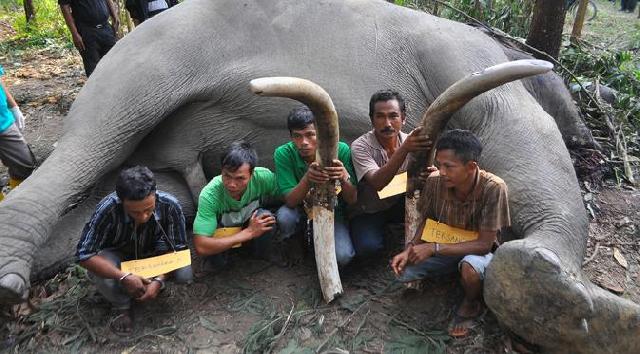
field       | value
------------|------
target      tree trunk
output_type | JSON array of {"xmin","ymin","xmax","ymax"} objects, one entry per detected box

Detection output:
[
  {"xmin": 571, "ymin": 0, "xmax": 590, "ymax": 41},
  {"xmin": 23, "ymin": 0, "xmax": 35, "ymax": 23},
  {"xmin": 526, "ymin": 0, "xmax": 566, "ymax": 59}
]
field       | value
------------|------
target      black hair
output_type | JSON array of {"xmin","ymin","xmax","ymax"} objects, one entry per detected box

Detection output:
[
  {"xmin": 287, "ymin": 106, "xmax": 315, "ymax": 133},
  {"xmin": 435, "ymin": 129, "xmax": 483, "ymax": 163},
  {"xmin": 220, "ymin": 140, "xmax": 258, "ymax": 172},
  {"xmin": 115, "ymin": 166, "xmax": 156, "ymax": 201},
  {"xmin": 368, "ymin": 89, "xmax": 406, "ymax": 118}
]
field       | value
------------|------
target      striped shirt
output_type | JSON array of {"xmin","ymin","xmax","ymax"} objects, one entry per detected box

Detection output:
[
  {"xmin": 76, "ymin": 191, "xmax": 188, "ymax": 262},
  {"xmin": 418, "ymin": 168, "xmax": 510, "ymax": 236}
]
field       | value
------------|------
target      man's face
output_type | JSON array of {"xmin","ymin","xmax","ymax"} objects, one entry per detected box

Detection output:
[
  {"xmin": 372, "ymin": 99, "xmax": 405, "ymax": 140},
  {"xmin": 435, "ymin": 149, "xmax": 476, "ymax": 189},
  {"xmin": 222, "ymin": 163, "xmax": 252, "ymax": 200},
  {"xmin": 291, "ymin": 123, "xmax": 317, "ymax": 161},
  {"xmin": 123, "ymin": 193, "xmax": 156, "ymax": 225}
]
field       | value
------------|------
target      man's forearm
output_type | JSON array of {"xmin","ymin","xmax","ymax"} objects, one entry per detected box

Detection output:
[
  {"xmin": 365, "ymin": 147, "xmax": 409, "ymax": 191},
  {"xmin": 340, "ymin": 179, "xmax": 357, "ymax": 205},
  {"xmin": 193, "ymin": 230, "xmax": 254, "ymax": 256},
  {"xmin": 106, "ymin": 0, "xmax": 118, "ymax": 22},
  {"xmin": 79, "ymin": 255, "xmax": 127, "ymax": 280},
  {"xmin": 60, "ymin": 5, "xmax": 80, "ymax": 37},
  {"xmin": 284, "ymin": 176, "xmax": 311, "ymax": 208},
  {"xmin": 0, "ymin": 80, "xmax": 17, "ymax": 108}
]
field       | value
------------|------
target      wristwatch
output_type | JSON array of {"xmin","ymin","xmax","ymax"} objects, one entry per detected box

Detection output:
[{"xmin": 152, "ymin": 276, "xmax": 166, "ymax": 290}]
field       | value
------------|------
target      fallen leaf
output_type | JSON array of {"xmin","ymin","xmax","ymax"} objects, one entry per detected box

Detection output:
[{"xmin": 613, "ymin": 247, "xmax": 628, "ymax": 269}]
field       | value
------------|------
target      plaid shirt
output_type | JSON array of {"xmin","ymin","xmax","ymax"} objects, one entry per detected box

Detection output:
[
  {"xmin": 76, "ymin": 191, "xmax": 188, "ymax": 262},
  {"xmin": 418, "ymin": 168, "xmax": 510, "ymax": 236}
]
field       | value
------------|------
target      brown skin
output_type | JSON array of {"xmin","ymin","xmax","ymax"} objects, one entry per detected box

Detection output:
[
  {"xmin": 193, "ymin": 163, "xmax": 276, "ymax": 256},
  {"xmin": 390, "ymin": 149, "xmax": 497, "ymax": 335},
  {"xmin": 60, "ymin": 0, "xmax": 119, "ymax": 52},
  {"xmin": 283, "ymin": 123, "xmax": 357, "ymax": 208},
  {"xmin": 1, "ymin": 78, "xmax": 18, "ymax": 109},
  {"xmin": 363, "ymin": 99, "xmax": 432, "ymax": 191}
]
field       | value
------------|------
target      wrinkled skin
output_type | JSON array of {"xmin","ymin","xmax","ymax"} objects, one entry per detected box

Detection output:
[{"xmin": 0, "ymin": 1, "xmax": 637, "ymax": 352}]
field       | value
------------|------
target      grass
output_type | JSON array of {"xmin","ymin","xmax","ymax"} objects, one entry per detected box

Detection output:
[{"xmin": 0, "ymin": 0, "xmax": 71, "ymax": 51}]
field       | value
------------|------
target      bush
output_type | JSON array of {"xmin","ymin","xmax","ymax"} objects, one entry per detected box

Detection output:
[{"xmin": 0, "ymin": 0, "xmax": 71, "ymax": 49}]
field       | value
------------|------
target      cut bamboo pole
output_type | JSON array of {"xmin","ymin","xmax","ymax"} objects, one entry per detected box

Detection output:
[{"xmin": 250, "ymin": 77, "xmax": 343, "ymax": 303}]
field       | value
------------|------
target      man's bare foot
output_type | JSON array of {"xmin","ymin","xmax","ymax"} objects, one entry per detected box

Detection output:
[
  {"xmin": 448, "ymin": 300, "xmax": 484, "ymax": 337},
  {"xmin": 109, "ymin": 309, "xmax": 133, "ymax": 335}
]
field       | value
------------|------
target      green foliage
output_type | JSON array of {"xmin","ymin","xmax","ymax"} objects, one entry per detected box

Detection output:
[
  {"xmin": 0, "ymin": 0, "xmax": 71, "ymax": 49},
  {"xmin": 398, "ymin": 0, "xmax": 535, "ymax": 38},
  {"xmin": 384, "ymin": 326, "xmax": 449, "ymax": 354}
]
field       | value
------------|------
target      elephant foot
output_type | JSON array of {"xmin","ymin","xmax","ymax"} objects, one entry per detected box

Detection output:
[
  {"xmin": 485, "ymin": 239, "xmax": 640, "ymax": 353},
  {"xmin": 0, "ymin": 273, "xmax": 28, "ymax": 304}
]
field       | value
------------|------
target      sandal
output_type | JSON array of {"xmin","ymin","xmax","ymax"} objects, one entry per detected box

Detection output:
[
  {"xmin": 109, "ymin": 309, "xmax": 133, "ymax": 335},
  {"xmin": 448, "ymin": 303, "xmax": 486, "ymax": 338}
]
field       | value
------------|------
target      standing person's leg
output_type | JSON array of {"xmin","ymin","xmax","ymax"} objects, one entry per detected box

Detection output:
[
  {"xmin": 96, "ymin": 25, "xmax": 117, "ymax": 60},
  {"xmin": 333, "ymin": 219, "xmax": 355, "ymax": 267},
  {"xmin": 77, "ymin": 26, "xmax": 101, "ymax": 76},
  {"xmin": 0, "ymin": 124, "xmax": 35, "ymax": 200}
]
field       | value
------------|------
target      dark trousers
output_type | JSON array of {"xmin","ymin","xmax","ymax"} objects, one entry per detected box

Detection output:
[
  {"xmin": 349, "ymin": 198, "xmax": 405, "ymax": 258},
  {"xmin": 621, "ymin": 0, "xmax": 638, "ymax": 11},
  {"xmin": 77, "ymin": 24, "xmax": 117, "ymax": 77}
]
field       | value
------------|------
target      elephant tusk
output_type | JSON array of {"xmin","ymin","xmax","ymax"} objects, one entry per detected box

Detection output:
[
  {"xmin": 250, "ymin": 77, "xmax": 343, "ymax": 303},
  {"xmin": 404, "ymin": 59, "xmax": 553, "ymax": 246}
]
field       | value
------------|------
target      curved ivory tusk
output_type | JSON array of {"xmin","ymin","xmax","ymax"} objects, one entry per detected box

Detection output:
[
  {"xmin": 250, "ymin": 77, "xmax": 343, "ymax": 303},
  {"xmin": 404, "ymin": 59, "xmax": 553, "ymax": 245}
]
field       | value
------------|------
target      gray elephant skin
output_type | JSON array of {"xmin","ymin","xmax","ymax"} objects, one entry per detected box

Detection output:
[{"xmin": 0, "ymin": 0, "xmax": 637, "ymax": 352}]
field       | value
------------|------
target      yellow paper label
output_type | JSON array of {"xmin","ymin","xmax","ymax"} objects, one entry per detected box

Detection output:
[
  {"xmin": 377, "ymin": 172, "xmax": 407, "ymax": 199},
  {"xmin": 421, "ymin": 219, "xmax": 478, "ymax": 244},
  {"xmin": 213, "ymin": 227, "xmax": 242, "ymax": 248},
  {"xmin": 120, "ymin": 249, "xmax": 192, "ymax": 279}
]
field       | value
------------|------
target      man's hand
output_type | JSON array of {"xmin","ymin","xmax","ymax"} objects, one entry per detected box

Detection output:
[
  {"xmin": 418, "ymin": 165, "xmax": 438, "ymax": 183},
  {"xmin": 400, "ymin": 127, "xmax": 431, "ymax": 153},
  {"xmin": 137, "ymin": 279, "xmax": 161, "ymax": 302},
  {"xmin": 325, "ymin": 159, "xmax": 350, "ymax": 183},
  {"xmin": 246, "ymin": 210, "xmax": 276, "ymax": 238},
  {"xmin": 305, "ymin": 162, "xmax": 330, "ymax": 184},
  {"xmin": 407, "ymin": 243, "xmax": 434, "ymax": 264},
  {"xmin": 121, "ymin": 274, "xmax": 147, "ymax": 298},
  {"xmin": 391, "ymin": 248, "xmax": 411, "ymax": 276},
  {"xmin": 72, "ymin": 33, "xmax": 85, "ymax": 51}
]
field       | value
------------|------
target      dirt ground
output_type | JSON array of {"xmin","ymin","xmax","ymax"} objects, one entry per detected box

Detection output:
[{"xmin": 1, "ymin": 3, "xmax": 639, "ymax": 353}]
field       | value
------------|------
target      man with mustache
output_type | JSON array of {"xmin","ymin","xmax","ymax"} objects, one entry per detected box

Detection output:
[
  {"xmin": 391, "ymin": 129, "xmax": 510, "ymax": 337},
  {"xmin": 349, "ymin": 90, "xmax": 431, "ymax": 258},
  {"xmin": 275, "ymin": 106, "xmax": 358, "ymax": 267}
]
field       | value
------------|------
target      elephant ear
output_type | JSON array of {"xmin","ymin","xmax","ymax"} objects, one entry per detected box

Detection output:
[
  {"xmin": 404, "ymin": 59, "xmax": 553, "ymax": 245},
  {"xmin": 250, "ymin": 77, "xmax": 342, "ymax": 303}
]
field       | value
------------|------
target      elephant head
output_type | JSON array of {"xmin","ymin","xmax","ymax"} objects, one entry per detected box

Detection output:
[{"xmin": 0, "ymin": 1, "xmax": 637, "ymax": 352}]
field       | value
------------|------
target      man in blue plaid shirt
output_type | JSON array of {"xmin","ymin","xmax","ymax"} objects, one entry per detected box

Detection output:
[{"xmin": 76, "ymin": 165, "xmax": 192, "ymax": 334}]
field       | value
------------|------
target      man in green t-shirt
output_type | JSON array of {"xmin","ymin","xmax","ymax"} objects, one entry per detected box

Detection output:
[
  {"xmin": 274, "ymin": 107, "xmax": 358, "ymax": 267},
  {"xmin": 193, "ymin": 141, "xmax": 280, "ymax": 268}
]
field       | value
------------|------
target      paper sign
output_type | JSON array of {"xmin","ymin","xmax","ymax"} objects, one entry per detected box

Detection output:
[
  {"xmin": 421, "ymin": 219, "xmax": 479, "ymax": 244},
  {"xmin": 377, "ymin": 172, "xmax": 407, "ymax": 199},
  {"xmin": 213, "ymin": 227, "xmax": 243, "ymax": 248},
  {"xmin": 121, "ymin": 249, "xmax": 192, "ymax": 279}
]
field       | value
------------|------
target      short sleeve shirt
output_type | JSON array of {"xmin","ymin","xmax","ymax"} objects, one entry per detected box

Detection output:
[
  {"xmin": 193, "ymin": 167, "xmax": 279, "ymax": 236},
  {"xmin": 273, "ymin": 141, "xmax": 357, "ymax": 220},
  {"xmin": 418, "ymin": 168, "xmax": 511, "ymax": 236},
  {"xmin": 0, "ymin": 65, "xmax": 15, "ymax": 133},
  {"xmin": 350, "ymin": 130, "xmax": 409, "ymax": 215},
  {"xmin": 76, "ymin": 191, "xmax": 188, "ymax": 262},
  {"xmin": 58, "ymin": 0, "xmax": 110, "ymax": 26}
]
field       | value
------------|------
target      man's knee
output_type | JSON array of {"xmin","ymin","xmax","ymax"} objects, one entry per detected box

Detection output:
[
  {"xmin": 173, "ymin": 265, "xmax": 193, "ymax": 284},
  {"xmin": 276, "ymin": 206, "xmax": 300, "ymax": 237},
  {"xmin": 459, "ymin": 262, "xmax": 481, "ymax": 284}
]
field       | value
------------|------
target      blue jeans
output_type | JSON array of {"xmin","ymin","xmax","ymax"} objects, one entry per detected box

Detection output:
[
  {"xmin": 88, "ymin": 249, "xmax": 193, "ymax": 310},
  {"xmin": 397, "ymin": 253, "xmax": 494, "ymax": 283},
  {"xmin": 204, "ymin": 208, "xmax": 277, "ymax": 269},
  {"xmin": 276, "ymin": 205, "xmax": 355, "ymax": 267},
  {"xmin": 350, "ymin": 200, "xmax": 404, "ymax": 257}
]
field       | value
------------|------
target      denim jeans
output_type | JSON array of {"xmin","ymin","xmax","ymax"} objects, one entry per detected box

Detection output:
[
  {"xmin": 396, "ymin": 253, "xmax": 494, "ymax": 283},
  {"xmin": 88, "ymin": 249, "xmax": 193, "ymax": 310},
  {"xmin": 276, "ymin": 205, "xmax": 355, "ymax": 267},
  {"xmin": 349, "ymin": 199, "xmax": 404, "ymax": 257}
]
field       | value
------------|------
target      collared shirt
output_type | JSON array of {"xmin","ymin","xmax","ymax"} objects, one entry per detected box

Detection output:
[
  {"xmin": 273, "ymin": 141, "xmax": 357, "ymax": 220},
  {"xmin": 350, "ymin": 130, "xmax": 409, "ymax": 215},
  {"xmin": 418, "ymin": 168, "xmax": 510, "ymax": 236},
  {"xmin": 76, "ymin": 191, "xmax": 188, "ymax": 262},
  {"xmin": 58, "ymin": 0, "xmax": 110, "ymax": 26},
  {"xmin": 193, "ymin": 167, "xmax": 279, "ymax": 236}
]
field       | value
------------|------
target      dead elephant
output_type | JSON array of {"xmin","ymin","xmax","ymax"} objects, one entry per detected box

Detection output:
[{"xmin": 0, "ymin": 0, "xmax": 637, "ymax": 352}]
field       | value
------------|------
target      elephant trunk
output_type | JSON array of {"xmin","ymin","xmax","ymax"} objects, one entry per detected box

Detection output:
[
  {"xmin": 405, "ymin": 59, "xmax": 554, "ymax": 243},
  {"xmin": 485, "ymin": 230, "xmax": 640, "ymax": 353},
  {"xmin": 250, "ymin": 77, "xmax": 343, "ymax": 302}
]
